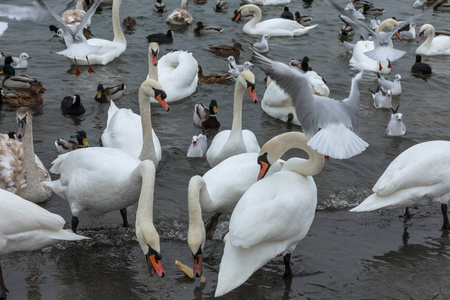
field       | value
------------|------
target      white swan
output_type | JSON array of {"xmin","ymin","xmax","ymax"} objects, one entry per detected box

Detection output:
[
  {"xmin": 100, "ymin": 80, "xmax": 170, "ymax": 165},
  {"xmin": 65, "ymin": 0, "xmax": 127, "ymax": 65},
  {"xmin": 0, "ymin": 107, "xmax": 52, "ymax": 203},
  {"xmin": 206, "ymin": 71, "xmax": 260, "ymax": 167},
  {"xmin": 146, "ymin": 43, "xmax": 199, "ymax": 102},
  {"xmin": 234, "ymin": 4, "xmax": 318, "ymax": 36},
  {"xmin": 350, "ymin": 140, "xmax": 450, "ymax": 230},
  {"xmin": 0, "ymin": 188, "xmax": 89, "ymax": 298},
  {"xmin": 46, "ymin": 80, "xmax": 170, "ymax": 233},
  {"xmin": 255, "ymin": 52, "xmax": 368, "ymax": 159},
  {"xmin": 215, "ymin": 132, "xmax": 324, "ymax": 297},
  {"xmin": 416, "ymin": 24, "xmax": 450, "ymax": 56},
  {"xmin": 386, "ymin": 106, "xmax": 406, "ymax": 136}
]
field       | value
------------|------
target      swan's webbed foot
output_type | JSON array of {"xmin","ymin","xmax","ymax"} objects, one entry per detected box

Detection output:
[
  {"xmin": 441, "ymin": 204, "xmax": 449, "ymax": 230},
  {"xmin": 120, "ymin": 208, "xmax": 129, "ymax": 228},
  {"xmin": 71, "ymin": 216, "xmax": 79, "ymax": 233},
  {"xmin": 204, "ymin": 212, "xmax": 222, "ymax": 240}
]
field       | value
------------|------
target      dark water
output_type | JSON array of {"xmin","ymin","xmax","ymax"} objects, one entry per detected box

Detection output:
[{"xmin": 1, "ymin": 0, "xmax": 449, "ymax": 299}]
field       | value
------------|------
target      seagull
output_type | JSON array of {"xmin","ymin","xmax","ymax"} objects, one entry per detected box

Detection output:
[
  {"xmin": 227, "ymin": 56, "xmax": 253, "ymax": 78},
  {"xmin": 34, "ymin": 0, "xmax": 102, "ymax": 76},
  {"xmin": 386, "ymin": 105, "xmax": 406, "ymax": 136},
  {"xmin": 326, "ymin": 0, "xmax": 443, "ymax": 71},
  {"xmin": 250, "ymin": 34, "xmax": 270, "ymax": 53},
  {"xmin": 377, "ymin": 73, "xmax": 402, "ymax": 95},
  {"xmin": 372, "ymin": 87, "xmax": 392, "ymax": 109},
  {"xmin": 254, "ymin": 52, "xmax": 368, "ymax": 159}
]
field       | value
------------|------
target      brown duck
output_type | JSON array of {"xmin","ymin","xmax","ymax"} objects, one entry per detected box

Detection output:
[
  {"xmin": 208, "ymin": 42, "xmax": 244, "ymax": 58},
  {"xmin": 198, "ymin": 65, "xmax": 233, "ymax": 84},
  {"xmin": 1, "ymin": 84, "xmax": 46, "ymax": 107}
]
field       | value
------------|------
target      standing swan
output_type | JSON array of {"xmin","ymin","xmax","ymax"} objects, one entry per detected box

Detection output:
[
  {"xmin": 46, "ymin": 80, "xmax": 170, "ymax": 232},
  {"xmin": 215, "ymin": 132, "xmax": 325, "ymax": 297},
  {"xmin": 100, "ymin": 78, "xmax": 170, "ymax": 166},
  {"xmin": 0, "ymin": 107, "xmax": 52, "ymax": 203},
  {"xmin": 351, "ymin": 141, "xmax": 450, "ymax": 230},
  {"xmin": 206, "ymin": 70, "xmax": 259, "ymax": 167},
  {"xmin": 0, "ymin": 189, "xmax": 89, "ymax": 299},
  {"xmin": 233, "ymin": 4, "xmax": 318, "ymax": 36},
  {"xmin": 65, "ymin": 0, "xmax": 127, "ymax": 65}
]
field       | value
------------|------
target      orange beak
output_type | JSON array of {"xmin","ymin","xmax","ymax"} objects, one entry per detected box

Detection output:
[
  {"xmin": 155, "ymin": 93, "xmax": 170, "ymax": 111},
  {"xmin": 417, "ymin": 32, "xmax": 424, "ymax": 43},
  {"xmin": 193, "ymin": 253, "xmax": 203, "ymax": 277},
  {"xmin": 257, "ymin": 160, "xmax": 269, "ymax": 181},
  {"xmin": 152, "ymin": 52, "xmax": 158, "ymax": 66},
  {"xmin": 395, "ymin": 31, "xmax": 402, "ymax": 40},
  {"xmin": 247, "ymin": 85, "xmax": 258, "ymax": 103},
  {"xmin": 148, "ymin": 253, "xmax": 166, "ymax": 277}
]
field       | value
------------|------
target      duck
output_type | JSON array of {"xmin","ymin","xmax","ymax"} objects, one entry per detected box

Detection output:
[
  {"xmin": 206, "ymin": 71, "xmax": 260, "ymax": 167},
  {"xmin": 167, "ymin": 0, "xmax": 193, "ymax": 25},
  {"xmin": 362, "ymin": 3, "xmax": 384, "ymax": 15},
  {"xmin": 411, "ymin": 54, "xmax": 432, "ymax": 75},
  {"xmin": 61, "ymin": 94, "xmax": 85, "ymax": 115},
  {"xmin": 146, "ymin": 43, "xmax": 199, "ymax": 102},
  {"xmin": 233, "ymin": 4, "xmax": 318, "ymax": 36},
  {"xmin": 187, "ymin": 133, "xmax": 207, "ymax": 157},
  {"xmin": 0, "ymin": 107, "xmax": 53, "ymax": 203},
  {"xmin": 122, "ymin": 16, "xmax": 137, "ymax": 28},
  {"xmin": 1, "ymin": 57, "xmax": 45, "ymax": 91},
  {"xmin": 215, "ymin": 132, "xmax": 325, "ymax": 297},
  {"xmin": 339, "ymin": 15, "xmax": 355, "ymax": 38},
  {"xmin": 100, "ymin": 79, "xmax": 170, "ymax": 165},
  {"xmin": 46, "ymin": 81, "xmax": 170, "ymax": 235},
  {"xmin": 293, "ymin": 11, "xmax": 312, "ymax": 26},
  {"xmin": 255, "ymin": 52, "xmax": 368, "ymax": 159},
  {"xmin": 94, "ymin": 83, "xmax": 126, "ymax": 103},
  {"xmin": 214, "ymin": 0, "xmax": 229, "ymax": 12},
  {"xmin": 280, "ymin": 7, "xmax": 294, "ymax": 20},
  {"xmin": 194, "ymin": 21, "xmax": 223, "ymax": 35},
  {"xmin": 55, "ymin": 130, "xmax": 90, "ymax": 154},
  {"xmin": 350, "ymin": 140, "xmax": 450, "ymax": 230},
  {"xmin": 1, "ymin": 84, "xmax": 46, "ymax": 107},
  {"xmin": 146, "ymin": 30, "xmax": 173, "ymax": 44},
  {"xmin": 198, "ymin": 65, "xmax": 233, "ymax": 84},
  {"xmin": 208, "ymin": 42, "xmax": 244, "ymax": 58},
  {"xmin": 187, "ymin": 133, "xmax": 287, "ymax": 243},
  {"xmin": 35, "ymin": 0, "xmax": 102, "ymax": 75},
  {"xmin": 416, "ymin": 24, "xmax": 450, "ymax": 56},
  {"xmin": 231, "ymin": 9, "xmax": 254, "ymax": 22},
  {"xmin": 398, "ymin": 22, "xmax": 416, "ymax": 40},
  {"xmin": 386, "ymin": 105, "xmax": 406, "ymax": 136},
  {"xmin": 250, "ymin": 34, "xmax": 270, "ymax": 53},
  {"xmin": 153, "ymin": 0, "xmax": 167, "ymax": 12},
  {"xmin": 434, "ymin": 0, "xmax": 450, "ymax": 11},
  {"xmin": 372, "ymin": 87, "xmax": 392, "ymax": 109},
  {"xmin": 377, "ymin": 73, "xmax": 401, "ymax": 95},
  {"xmin": 0, "ymin": 189, "xmax": 90, "ymax": 299},
  {"xmin": 11, "ymin": 53, "xmax": 31, "ymax": 69},
  {"xmin": 194, "ymin": 0, "xmax": 207, "ymax": 4},
  {"xmin": 63, "ymin": 0, "xmax": 127, "ymax": 66},
  {"xmin": 293, "ymin": 56, "xmax": 330, "ymax": 97},
  {"xmin": 193, "ymin": 99, "xmax": 221, "ymax": 129}
]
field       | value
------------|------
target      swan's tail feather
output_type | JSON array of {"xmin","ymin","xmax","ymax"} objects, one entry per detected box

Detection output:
[
  {"xmin": 307, "ymin": 124, "xmax": 368, "ymax": 159},
  {"xmin": 51, "ymin": 229, "xmax": 91, "ymax": 241},
  {"xmin": 49, "ymin": 152, "xmax": 71, "ymax": 174}
]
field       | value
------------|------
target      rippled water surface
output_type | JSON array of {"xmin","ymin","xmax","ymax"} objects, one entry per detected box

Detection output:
[{"xmin": 1, "ymin": 0, "xmax": 450, "ymax": 299}]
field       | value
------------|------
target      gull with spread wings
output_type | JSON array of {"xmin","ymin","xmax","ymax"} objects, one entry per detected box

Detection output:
[{"xmin": 254, "ymin": 52, "xmax": 368, "ymax": 160}]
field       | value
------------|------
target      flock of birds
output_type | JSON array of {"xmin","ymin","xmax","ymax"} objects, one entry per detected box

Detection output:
[{"xmin": 0, "ymin": 0, "xmax": 450, "ymax": 298}]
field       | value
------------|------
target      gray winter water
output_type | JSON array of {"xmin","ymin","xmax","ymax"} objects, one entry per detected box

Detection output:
[{"xmin": 1, "ymin": 0, "xmax": 449, "ymax": 299}]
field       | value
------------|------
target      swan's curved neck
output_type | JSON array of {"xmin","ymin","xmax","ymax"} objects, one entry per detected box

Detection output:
[
  {"xmin": 22, "ymin": 115, "xmax": 44, "ymax": 198},
  {"xmin": 181, "ymin": 0, "xmax": 189, "ymax": 10},
  {"xmin": 264, "ymin": 132, "xmax": 324, "ymax": 176},
  {"xmin": 229, "ymin": 79, "xmax": 246, "ymax": 140},
  {"xmin": 138, "ymin": 88, "xmax": 157, "ymax": 166},
  {"xmin": 188, "ymin": 175, "xmax": 206, "ymax": 252},
  {"xmin": 243, "ymin": 4, "xmax": 261, "ymax": 30},
  {"xmin": 423, "ymin": 26, "xmax": 435, "ymax": 48},
  {"xmin": 135, "ymin": 160, "xmax": 160, "ymax": 253},
  {"xmin": 112, "ymin": 0, "xmax": 126, "ymax": 44}
]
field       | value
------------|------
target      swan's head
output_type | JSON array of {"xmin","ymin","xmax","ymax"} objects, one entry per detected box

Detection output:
[
  {"xmin": 16, "ymin": 107, "xmax": 31, "ymax": 140},
  {"xmin": 141, "ymin": 79, "xmax": 170, "ymax": 111},
  {"xmin": 376, "ymin": 18, "xmax": 399, "ymax": 33},
  {"xmin": 149, "ymin": 42, "xmax": 159, "ymax": 66},
  {"xmin": 417, "ymin": 24, "xmax": 433, "ymax": 43},
  {"xmin": 238, "ymin": 71, "xmax": 258, "ymax": 103},
  {"xmin": 144, "ymin": 244, "xmax": 166, "ymax": 277}
]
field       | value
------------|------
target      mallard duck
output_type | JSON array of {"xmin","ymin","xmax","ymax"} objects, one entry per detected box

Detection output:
[
  {"xmin": 61, "ymin": 94, "xmax": 85, "ymax": 115},
  {"xmin": 194, "ymin": 21, "xmax": 223, "ymax": 35},
  {"xmin": 2, "ymin": 84, "xmax": 46, "ymax": 107},
  {"xmin": 214, "ymin": 0, "xmax": 229, "ymax": 12},
  {"xmin": 11, "ymin": 53, "xmax": 31, "ymax": 69},
  {"xmin": 280, "ymin": 7, "xmax": 294, "ymax": 20},
  {"xmin": 55, "ymin": 130, "xmax": 89, "ymax": 154},
  {"xmin": 362, "ymin": 3, "xmax": 384, "ymax": 15},
  {"xmin": 94, "ymin": 83, "xmax": 126, "ymax": 103},
  {"xmin": 193, "ymin": 99, "xmax": 220, "ymax": 128},
  {"xmin": 208, "ymin": 42, "xmax": 244, "ymax": 57},
  {"xmin": 146, "ymin": 30, "xmax": 174, "ymax": 44},
  {"xmin": 294, "ymin": 11, "xmax": 312, "ymax": 26},
  {"xmin": 339, "ymin": 14, "xmax": 355, "ymax": 38},
  {"xmin": 154, "ymin": 0, "xmax": 167, "ymax": 12},
  {"xmin": 122, "ymin": 16, "xmax": 137, "ymax": 28},
  {"xmin": 167, "ymin": 0, "xmax": 193, "ymax": 25},
  {"xmin": 0, "ymin": 57, "xmax": 44, "ymax": 91},
  {"xmin": 198, "ymin": 65, "xmax": 233, "ymax": 84}
]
